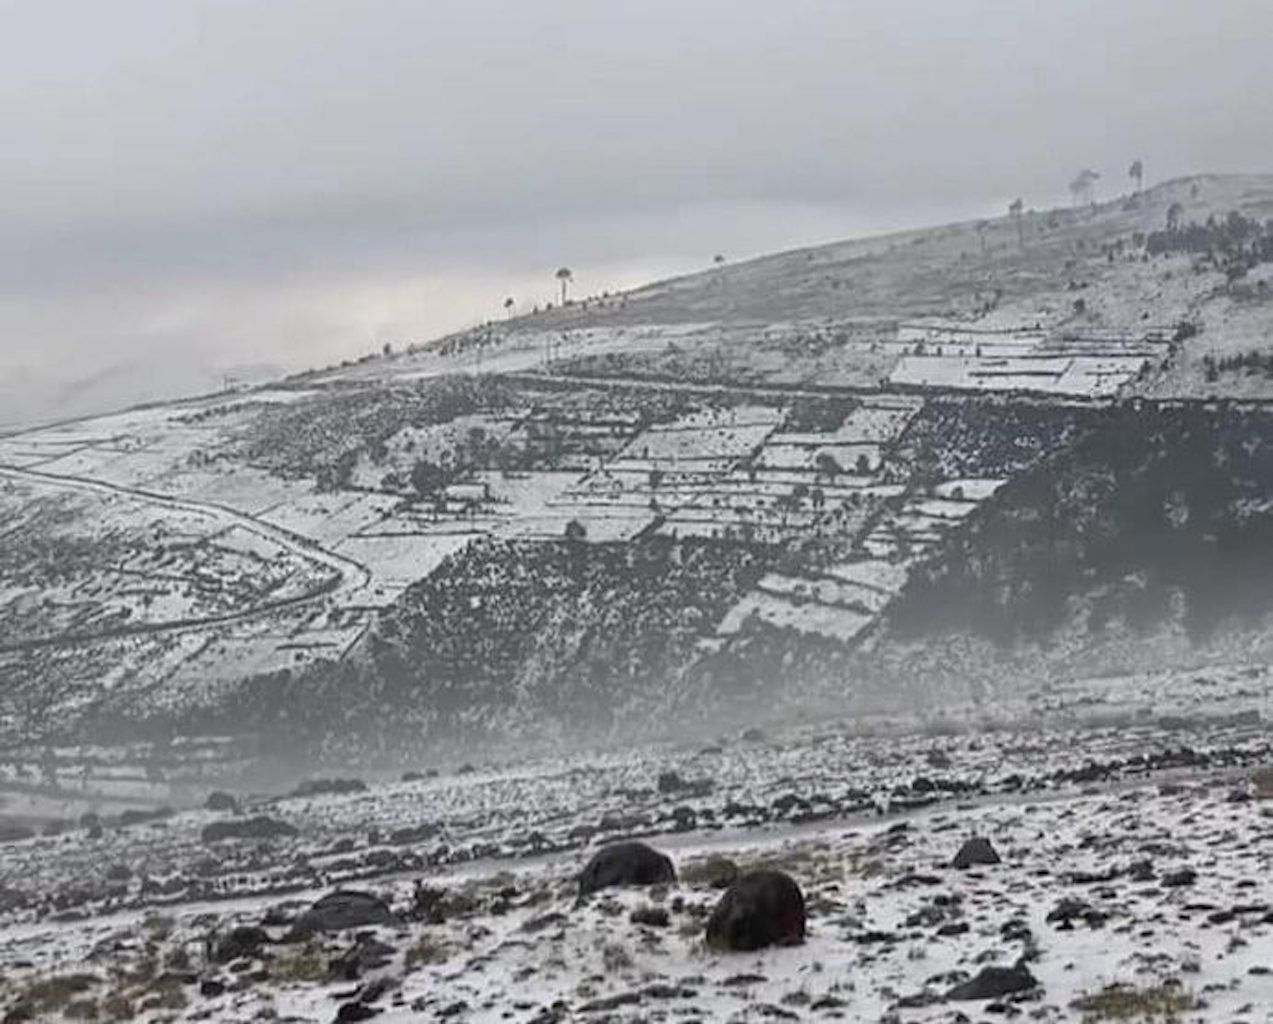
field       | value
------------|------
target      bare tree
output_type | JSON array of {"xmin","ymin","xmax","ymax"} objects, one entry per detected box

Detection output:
[
  {"xmin": 555, "ymin": 267, "xmax": 573, "ymax": 305},
  {"xmin": 1128, "ymin": 159, "xmax": 1144, "ymax": 194},
  {"xmin": 503, "ymin": 296, "xmax": 515, "ymax": 319},
  {"xmin": 1069, "ymin": 168, "xmax": 1100, "ymax": 206},
  {"xmin": 1008, "ymin": 198, "xmax": 1025, "ymax": 250}
]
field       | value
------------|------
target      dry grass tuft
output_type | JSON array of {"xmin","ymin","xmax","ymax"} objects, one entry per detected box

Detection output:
[
  {"xmin": 405, "ymin": 933, "xmax": 453, "ymax": 970},
  {"xmin": 1071, "ymin": 982, "xmax": 1194, "ymax": 1021},
  {"xmin": 267, "ymin": 942, "xmax": 329, "ymax": 985}
]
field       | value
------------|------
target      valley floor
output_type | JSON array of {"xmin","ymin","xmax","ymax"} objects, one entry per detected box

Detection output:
[{"xmin": 0, "ymin": 663, "xmax": 1270, "ymax": 1022}]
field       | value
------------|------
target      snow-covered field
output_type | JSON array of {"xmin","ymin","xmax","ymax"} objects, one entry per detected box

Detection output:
[{"xmin": 0, "ymin": 661, "xmax": 1270, "ymax": 1022}]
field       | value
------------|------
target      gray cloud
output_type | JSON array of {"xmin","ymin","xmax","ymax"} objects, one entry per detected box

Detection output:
[{"xmin": 3, "ymin": 0, "xmax": 1273, "ymax": 422}]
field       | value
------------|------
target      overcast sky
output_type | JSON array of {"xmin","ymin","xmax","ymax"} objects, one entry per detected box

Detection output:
[{"xmin": 3, "ymin": 0, "xmax": 1273, "ymax": 423}]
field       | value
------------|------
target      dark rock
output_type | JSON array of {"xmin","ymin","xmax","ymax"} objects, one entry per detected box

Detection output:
[
  {"xmin": 722, "ymin": 973, "xmax": 768, "ymax": 986},
  {"xmin": 334, "ymin": 1002, "xmax": 381, "ymax": 1022},
  {"xmin": 201, "ymin": 816, "xmax": 298, "ymax": 844},
  {"xmin": 1161, "ymin": 868, "xmax": 1197, "ymax": 888},
  {"xmin": 772, "ymin": 793, "xmax": 812, "ymax": 816},
  {"xmin": 629, "ymin": 905, "xmax": 670, "ymax": 928},
  {"xmin": 947, "ymin": 963, "xmax": 1038, "ymax": 1001},
  {"xmin": 521, "ymin": 912, "xmax": 568, "ymax": 934},
  {"xmin": 1046, "ymin": 899, "xmax": 1107, "ymax": 929},
  {"xmin": 290, "ymin": 890, "xmax": 399, "ymax": 937},
  {"xmin": 951, "ymin": 837, "xmax": 1000, "ymax": 869},
  {"xmin": 1127, "ymin": 859, "xmax": 1156, "ymax": 882},
  {"xmin": 407, "ymin": 884, "xmax": 477, "ymax": 925},
  {"xmin": 578, "ymin": 841, "xmax": 676, "ymax": 896},
  {"xmin": 329, "ymin": 936, "xmax": 397, "ymax": 981},
  {"xmin": 355, "ymin": 977, "xmax": 394, "ymax": 1005},
  {"xmin": 706, "ymin": 870, "xmax": 806, "ymax": 951},
  {"xmin": 657, "ymin": 771, "xmax": 713, "ymax": 798},
  {"xmin": 897, "ymin": 990, "xmax": 944, "ymax": 1009},
  {"xmin": 388, "ymin": 823, "xmax": 438, "ymax": 845},
  {"xmin": 890, "ymin": 872, "xmax": 943, "ymax": 889},
  {"xmin": 213, "ymin": 926, "xmax": 270, "ymax": 964},
  {"xmin": 118, "ymin": 807, "xmax": 174, "ymax": 827},
  {"xmin": 204, "ymin": 792, "xmax": 239, "ymax": 812},
  {"xmin": 579, "ymin": 991, "xmax": 642, "ymax": 1012},
  {"xmin": 853, "ymin": 930, "xmax": 900, "ymax": 945},
  {"xmin": 1067, "ymin": 761, "xmax": 1111, "ymax": 785},
  {"xmin": 199, "ymin": 978, "xmax": 226, "ymax": 998},
  {"xmin": 1065, "ymin": 867, "xmax": 1121, "ymax": 885}
]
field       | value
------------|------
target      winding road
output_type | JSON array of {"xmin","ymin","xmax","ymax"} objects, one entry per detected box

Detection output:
[{"xmin": 0, "ymin": 462, "xmax": 372, "ymax": 654}]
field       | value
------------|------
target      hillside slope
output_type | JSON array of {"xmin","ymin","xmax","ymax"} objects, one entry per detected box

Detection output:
[
  {"xmin": 536, "ymin": 175, "xmax": 1268, "ymax": 322},
  {"xmin": 349, "ymin": 173, "xmax": 1273, "ymax": 400},
  {"xmin": 8, "ymin": 175, "xmax": 1273, "ymax": 767}
]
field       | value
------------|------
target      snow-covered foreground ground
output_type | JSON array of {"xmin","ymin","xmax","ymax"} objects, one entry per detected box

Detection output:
[{"xmin": 0, "ymin": 666, "xmax": 1271, "ymax": 1022}]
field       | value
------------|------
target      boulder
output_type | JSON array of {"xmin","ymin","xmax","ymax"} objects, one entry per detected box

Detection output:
[
  {"xmin": 329, "ymin": 935, "xmax": 397, "ymax": 980},
  {"xmin": 204, "ymin": 791, "xmax": 239, "ymax": 812},
  {"xmin": 213, "ymin": 925, "xmax": 270, "ymax": 964},
  {"xmin": 1161, "ymin": 867, "xmax": 1197, "ymax": 888},
  {"xmin": 578, "ymin": 841, "xmax": 676, "ymax": 896},
  {"xmin": 947, "ymin": 963, "xmax": 1038, "ymax": 1001},
  {"xmin": 334, "ymin": 1002, "xmax": 382, "ymax": 1022},
  {"xmin": 201, "ymin": 816, "xmax": 298, "ymax": 844},
  {"xmin": 118, "ymin": 807, "xmax": 174, "ymax": 828},
  {"xmin": 388, "ymin": 823, "xmax": 438, "ymax": 846},
  {"xmin": 1127, "ymin": 859, "xmax": 1156, "ymax": 882},
  {"xmin": 656, "ymin": 771, "xmax": 713, "ymax": 798},
  {"xmin": 290, "ymin": 890, "xmax": 399, "ymax": 937},
  {"xmin": 1046, "ymin": 898, "xmax": 1107, "ymax": 929},
  {"xmin": 951, "ymin": 836, "xmax": 1000, "ymax": 869},
  {"xmin": 705, "ymin": 870, "xmax": 806, "ymax": 951},
  {"xmin": 629, "ymin": 905, "xmax": 670, "ymax": 927}
]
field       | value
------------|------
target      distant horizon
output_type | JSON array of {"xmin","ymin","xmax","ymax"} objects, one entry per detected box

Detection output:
[
  {"xmin": 0, "ymin": 192, "xmax": 1008, "ymax": 429},
  {"xmin": 7, "ymin": 0, "xmax": 1273, "ymax": 427},
  {"xmin": 1, "ymin": 169, "xmax": 1238, "ymax": 432}
]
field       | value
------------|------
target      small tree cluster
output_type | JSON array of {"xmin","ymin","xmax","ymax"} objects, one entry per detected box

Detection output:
[
  {"xmin": 1146, "ymin": 210, "xmax": 1273, "ymax": 282},
  {"xmin": 1202, "ymin": 349, "xmax": 1273, "ymax": 382}
]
